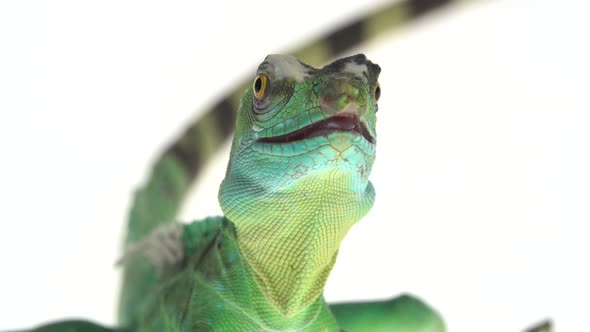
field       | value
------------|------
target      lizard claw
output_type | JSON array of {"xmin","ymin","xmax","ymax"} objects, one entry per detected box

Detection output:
[{"xmin": 116, "ymin": 223, "xmax": 184, "ymax": 272}]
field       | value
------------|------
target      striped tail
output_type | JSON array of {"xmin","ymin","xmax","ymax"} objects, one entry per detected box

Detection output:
[{"xmin": 119, "ymin": 0, "xmax": 467, "ymax": 326}]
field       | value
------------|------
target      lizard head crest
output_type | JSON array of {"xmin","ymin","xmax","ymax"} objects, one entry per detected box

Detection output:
[{"xmin": 220, "ymin": 54, "xmax": 380, "ymax": 216}]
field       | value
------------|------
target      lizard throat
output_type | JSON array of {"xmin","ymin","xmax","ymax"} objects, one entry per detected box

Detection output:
[
  {"xmin": 220, "ymin": 173, "xmax": 376, "ymax": 316},
  {"xmin": 257, "ymin": 114, "xmax": 375, "ymax": 144}
]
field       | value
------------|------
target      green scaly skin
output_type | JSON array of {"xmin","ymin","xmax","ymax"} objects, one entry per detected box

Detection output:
[
  {"xmin": 114, "ymin": 1, "xmax": 460, "ymax": 330},
  {"xmin": 116, "ymin": 53, "xmax": 442, "ymax": 331},
  {"xmin": 14, "ymin": 1, "xmax": 558, "ymax": 331}
]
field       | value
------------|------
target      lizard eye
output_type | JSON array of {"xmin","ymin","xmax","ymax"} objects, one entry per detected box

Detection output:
[
  {"xmin": 373, "ymin": 82, "xmax": 381, "ymax": 102},
  {"xmin": 253, "ymin": 74, "xmax": 270, "ymax": 101}
]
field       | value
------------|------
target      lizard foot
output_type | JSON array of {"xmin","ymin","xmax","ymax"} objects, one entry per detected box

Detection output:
[{"xmin": 116, "ymin": 223, "xmax": 184, "ymax": 272}]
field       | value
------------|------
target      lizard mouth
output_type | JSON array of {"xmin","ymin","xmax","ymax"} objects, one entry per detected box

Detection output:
[{"xmin": 258, "ymin": 114, "xmax": 375, "ymax": 144}]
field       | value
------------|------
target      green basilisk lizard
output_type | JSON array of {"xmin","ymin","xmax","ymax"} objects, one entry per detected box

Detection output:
[{"xmin": 10, "ymin": 0, "xmax": 551, "ymax": 331}]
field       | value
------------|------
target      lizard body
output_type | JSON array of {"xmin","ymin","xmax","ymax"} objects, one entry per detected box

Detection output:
[
  {"xmin": 117, "ymin": 52, "xmax": 442, "ymax": 331},
  {"xmin": 113, "ymin": 1, "xmax": 457, "ymax": 330},
  {"xmin": 11, "ymin": 0, "xmax": 548, "ymax": 331}
]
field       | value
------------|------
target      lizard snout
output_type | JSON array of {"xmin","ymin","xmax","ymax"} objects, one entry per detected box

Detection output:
[{"xmin": 319, "ymin": 80, "xmax": 366, "ymax": 116}]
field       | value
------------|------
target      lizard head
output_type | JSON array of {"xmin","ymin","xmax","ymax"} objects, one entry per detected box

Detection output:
[{"xmin": 220, "ymin": 53, "xmax": 380, "ymax": 226}]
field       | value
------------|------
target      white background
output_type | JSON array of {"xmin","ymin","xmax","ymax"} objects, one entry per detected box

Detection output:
[{"xmin": 1, "ymin": 0, "xmax": 589, "ymax": 331}]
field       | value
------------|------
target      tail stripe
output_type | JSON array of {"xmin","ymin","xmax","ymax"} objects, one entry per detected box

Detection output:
[
  {"xmin": 409, "ymin": 0, "xmax": 452, "ymax": 17},
  {"xmin": 326, "ymin": 19, "xmax": 365, "ymax": 56},
  {"xmin": 166, "ymin": 134, "xmax": 202, "ymax": 180},
  {"xmin": 212, "ymin": 96, "xmax": 239, "ymax": 137}
]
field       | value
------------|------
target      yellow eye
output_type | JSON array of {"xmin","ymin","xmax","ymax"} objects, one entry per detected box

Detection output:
[
  {"xmin": 253, "ymin": 74, "xmax": 269, "ymax": 100},
  {"xmin": 373, "ymin": 82, "xmax": 381, "ymax": 101}
]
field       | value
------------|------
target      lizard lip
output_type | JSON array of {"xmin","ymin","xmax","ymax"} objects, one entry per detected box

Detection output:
[{"xmin": 258, "ymin": 114, "xmax": 375, "ymax": 144}]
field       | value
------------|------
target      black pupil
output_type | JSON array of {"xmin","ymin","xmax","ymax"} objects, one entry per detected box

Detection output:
[
  {"xmin": 375, "ymin": 86, "xmax": 381, "ymax": 100},
  {"xmin": 254, "ymin": 77, "xmax": 262, "ymax": 93}
]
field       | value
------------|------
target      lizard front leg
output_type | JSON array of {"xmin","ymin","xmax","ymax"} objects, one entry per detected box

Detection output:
[
  {"xmin": 331, "ymin": 296, "xmax": 552, "ymax": 332},
  {"xmin": 116, "ymin": 223, "xmax": 184, "ymax": 272},
  {"xmin": 330, "ymin": 294, "xmax": 445, "ymax": 332}
]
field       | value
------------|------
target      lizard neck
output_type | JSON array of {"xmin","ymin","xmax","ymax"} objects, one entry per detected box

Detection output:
[{"xmin": 220, "ymin": 171, "xmax": 375, "ymax": 316}]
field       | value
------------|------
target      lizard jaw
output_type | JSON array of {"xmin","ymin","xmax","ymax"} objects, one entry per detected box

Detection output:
[{"xmin": 257, "ymin": 114, "xmax": 374, "ymax": 144}]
